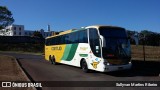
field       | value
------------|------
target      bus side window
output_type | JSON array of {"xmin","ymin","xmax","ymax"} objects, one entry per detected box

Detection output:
[
  {"xmin": 89, "ymin": 28, "xmax": 101, "ymax": 57},
  {"xmin": 83, "ymin": 30, "xmax": 88, "ymax": 43},
  {"xmin": 69, "ymin": 33, "xmax": 74, "ymax": 43},
  {"xmin": 51, "ymin": 38, "xmax": 55, "ymax": 45},
  {"xmin": 45, "ymin": 39, "xmax": 49, "ymax": 46},
  {"xmin": 57, "ymin": 36, "xmax": 60, "ymax": 45},
  {"xmin": 60, "ymin": 35, "xmax": 65, "ymax": 44},
  {"xmin": 65, "ymin": 34, "xmax": 69, "ymax": 44},
  {"xmin": 78, "ymin": 31, "xmax": 83, "ymax": 43},
  {"xmin": 72, "ymin": 32, "xmax": 78, "ymax": 43},
  {"xmin": 75, "ymin": 32, "xmax": 79, "ymax": 43},
  {"xmin": 79, "ymin": 30, "xmax": 88, "ymax": 43}
]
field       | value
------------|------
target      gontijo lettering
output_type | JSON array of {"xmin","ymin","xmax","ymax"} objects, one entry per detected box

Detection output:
[{"xmin": 51, "ymin": 46, "xmax": 62, "ymax": 50}]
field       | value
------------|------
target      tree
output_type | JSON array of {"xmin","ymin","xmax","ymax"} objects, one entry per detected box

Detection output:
[
  {"xmin": 32, "ymin": 31, "xmax": 43, "ymax": 38},
  {"xmin": 0, "ymin": 6, "xmax": 14, "ymax": 29},
  {"xmin": 127, "ymin": 30, "xmax": 138, "ymax": 45},
  {"xmin": 139, "ymin": 30, "xmax": 160, "ymax": 46}
]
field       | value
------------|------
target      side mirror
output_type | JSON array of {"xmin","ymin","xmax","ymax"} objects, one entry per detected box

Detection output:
[
  {"xmin": 99, "ymin": 35, "xmax": 103, "ymax": 47},
  {"xmin": 99, "ymin": 38, "xmax": 103, "ymax": 47}
]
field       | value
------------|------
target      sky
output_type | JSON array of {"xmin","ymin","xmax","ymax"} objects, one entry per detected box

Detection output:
[{"xmin": 0, "ymin": 0, "xmax": 160, "ymax": 33}]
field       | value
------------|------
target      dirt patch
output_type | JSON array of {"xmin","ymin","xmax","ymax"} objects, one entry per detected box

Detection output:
[{"xmin": 0, "ymin": 54, "xmax": 34, "ymax": 90}]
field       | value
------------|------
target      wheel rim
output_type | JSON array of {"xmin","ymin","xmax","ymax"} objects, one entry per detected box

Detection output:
[
  {"xmin": 49, "ymin": 56, "xmax": 53, "ymax": 64},
  {"xmin": 52, "ymin": 58, "xmax": 55, "ymax": 64}
]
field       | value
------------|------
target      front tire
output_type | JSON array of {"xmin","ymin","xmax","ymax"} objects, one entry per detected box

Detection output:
[
  {"xmin": 81, "ymin": 60, "xmax": 89, "ymax": 73},
  {"xmin": 49, "ymin": 55, "xmax": 56, "ymax": 65}
]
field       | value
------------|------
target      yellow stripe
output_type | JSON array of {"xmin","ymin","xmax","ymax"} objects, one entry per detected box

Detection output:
[{"xmin": 45, "ymin": 45, "xmax": 66, "ymax": 62}]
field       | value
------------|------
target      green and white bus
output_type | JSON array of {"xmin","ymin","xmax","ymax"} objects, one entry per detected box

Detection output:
[{"xmin": 45, "ymin": 25, "xmax": 132, "ymax": 72}]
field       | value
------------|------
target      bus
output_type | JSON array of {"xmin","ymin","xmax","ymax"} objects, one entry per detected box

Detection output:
[{"xmin": 45, "ymin": 25, "xmax": 132, "ymax": 72}]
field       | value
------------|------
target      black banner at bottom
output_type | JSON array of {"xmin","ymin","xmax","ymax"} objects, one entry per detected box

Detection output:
[{"xmin": 0, "ymin": 81, "xmax": 160, "ymax": 87}]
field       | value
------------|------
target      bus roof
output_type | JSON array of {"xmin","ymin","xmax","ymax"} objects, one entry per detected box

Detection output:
[
  {"xmin": 85, "ymin": 25, "xmax": 125, "ymax": 29},
  {"xmin": 45, "ymin": 28, "xmax": 85, "ymax": 39},
  {"xmin": 46, "ymin": 25, "xmax": 125, "ymax": 39}
]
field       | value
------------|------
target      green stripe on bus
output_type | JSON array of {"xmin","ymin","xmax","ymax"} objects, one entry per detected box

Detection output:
[
  {"xmin": 61, "ymin": 44, "xmax": 72, "ymax": 60},
  {"xmin": 66, "ymin": 44, "xmax": 78, "ymax": 61},
  {"xmin": 79, "ymin": 54, "xmax": 88, "ymax": 57}
]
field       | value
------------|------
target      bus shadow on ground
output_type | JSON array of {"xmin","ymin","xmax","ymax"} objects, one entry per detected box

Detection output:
[{"xmin": 104, "ymin": 60, "xmax": 160, "ymax": 77}]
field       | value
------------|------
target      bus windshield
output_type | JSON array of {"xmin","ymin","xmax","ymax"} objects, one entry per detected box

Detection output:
[
  {"xmin": 99, "ymin": 27, "xmax": 127, "ymax": 38},
  {"xmin": 99, "ymin": 27, "xmax": 131, "ymax": 65}
]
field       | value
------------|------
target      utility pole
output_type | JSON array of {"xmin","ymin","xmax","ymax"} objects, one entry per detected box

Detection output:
[{"xmin": 142, "ymin": 34, "xmax": 146, "ymax": 62}]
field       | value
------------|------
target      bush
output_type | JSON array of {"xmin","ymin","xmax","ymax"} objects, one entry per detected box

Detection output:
[{"xmin": 0, "ymin": 43, "xmax": 44, "ymax": 53}]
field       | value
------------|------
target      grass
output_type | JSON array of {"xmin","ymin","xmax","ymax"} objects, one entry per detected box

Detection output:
[{"xmin": 131, "ymin": 45, "xmax": 160, "ymax": 61}]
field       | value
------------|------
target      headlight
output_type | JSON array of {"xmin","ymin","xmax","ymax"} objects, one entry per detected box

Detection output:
[{"xmin": 104, "ymin": 62, "xmax": 110, "ymax": 65}]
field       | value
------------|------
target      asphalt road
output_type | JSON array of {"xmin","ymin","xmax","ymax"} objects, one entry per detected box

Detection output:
[{"xmin": 0, "ymin": 52, "xmax": 160, "ymax": 90}]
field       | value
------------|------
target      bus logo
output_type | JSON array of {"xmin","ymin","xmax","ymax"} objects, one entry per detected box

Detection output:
[
  {"xmin": 51, "ymin": 46, "xmax": 62, "ymax": 50},
  {"xmin": 91, "ymin": 58, "xmax": 101, "ymax": 69}
]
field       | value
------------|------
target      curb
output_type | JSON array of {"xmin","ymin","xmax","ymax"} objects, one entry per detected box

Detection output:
[
  {"xmin": 15, "ymin": 58, "xmax": 42, "ymax": 90},
  {"xmin": 14, "ymin": 58, "xmax": 37, "ymax": 90}
]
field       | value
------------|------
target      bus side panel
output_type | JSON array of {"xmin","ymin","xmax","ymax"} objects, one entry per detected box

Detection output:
[
  {"xmin": 45, "ymin": 45, "xmax": 67, "ymax": 63},
  {"xmin": 75, "ymin": 43, "xmax": 105, "ymax": 72},
  {"xmin": 52, "ymin": 45, "xmax": 66, "ymax": 63},
  {"xmin": 45, "ymin": 43, "xmax": 105, "ymax": 72},
  {"xmin": 59, "ymin": 43, "xmax": 105, "ymax": 72},
  {"xmin": 75, "ymin": 43, "xmax": 90, "ymax": 67},
  {"xmin": 45, "ymin": 45, "xmax": 50, "ymax": 61},
  {"xmin": 78, "ymin": 44, "xmax": 105, "ymax": 72},
  {"xmin": 60, "ymin": 44, "xmax": 79, "ymax": 65}
]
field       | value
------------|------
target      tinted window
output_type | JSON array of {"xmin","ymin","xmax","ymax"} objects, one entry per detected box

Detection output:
[
  {"xmin": 60, "ymin": 35, "xmax": 65, "ymax": 44},
  {"xmin": 72, "ymin": 32, "xmax": 79, "ymax": 43},
  {"xmin": 45, "ymin": 29, "xmax": 88, "ymax": 46},
  {"xmin": 79, "ymin": 30, "xmax": 88, "ymax": 43},
  {"xmin": 69, "ymin": 33, "xmax": 74, "ymax": 43},
  {"xmin": 51, "ymin": 38, "xmax": 54, "ymax": 45},
  {"xmin": 45, "ymin": 38, "xmax": 51, "ymax": 46},
  {"xmin": 65, "ymin": 34, "xmax": 69, "ymax": 44},
  {"xmin": 99, "ymin": 27, "xmax": 127, "ymax": 38},
  {"xmin": 89, "ymin": 28, "xmax": 101, "ymax": 57}
]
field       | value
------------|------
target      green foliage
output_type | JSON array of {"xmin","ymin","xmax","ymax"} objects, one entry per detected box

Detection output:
[
  {"xmin": 139, "ymin": 30, "xmax": 160, "ymax": 46},
  {"xmin": 127, "ymin": 30, "xmax": 160, "ymax": 46},
  {"xmin": 0, "ymin": 6, "xmax": 14, "ymax": 29},
  {"xmin": 0, "ymin": 43, "xmax": 44, "ymax": 53}
]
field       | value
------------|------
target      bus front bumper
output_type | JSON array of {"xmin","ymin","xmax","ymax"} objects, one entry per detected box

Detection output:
[{"xmin": 103, "ymin": 62, "xmax": 132, "ymax": 72}]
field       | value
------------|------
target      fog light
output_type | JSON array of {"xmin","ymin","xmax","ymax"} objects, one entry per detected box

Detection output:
[
  {"xmin": 107, "ymin": 63, "xmax": 110, "ymax": 65},
  {"xmin": 104, "ymin": 62, "xmax": 110, "ymax": 65}
]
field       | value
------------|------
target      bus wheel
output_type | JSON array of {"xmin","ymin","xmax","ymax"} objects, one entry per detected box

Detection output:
[
  {"xmin": 52, "ymin": 56, "xmax": 56, "ymax": 65},
  {"xmin": 81, "ymin": 60, "xmax": 89, "ymax": 73},
  {"xmin": 49, "ymin": 55, "xmax": 53, "ymax": 64},
  {"xmin": 49, "ymin": 55, "xmax": 56, "ymax": 65}
]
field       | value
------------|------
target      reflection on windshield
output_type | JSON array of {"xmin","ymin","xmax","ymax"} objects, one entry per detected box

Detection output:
[
  {"xmin": 99, "ymin": 27, "xmax": 128, "ymax": 50},
  {"xmin": 99, "ymin": 27, "xmax": 131, "ymax": 64},
  {"xmin": 99, "ymin": 27, "xmax": 127, "ymax": 38}
]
